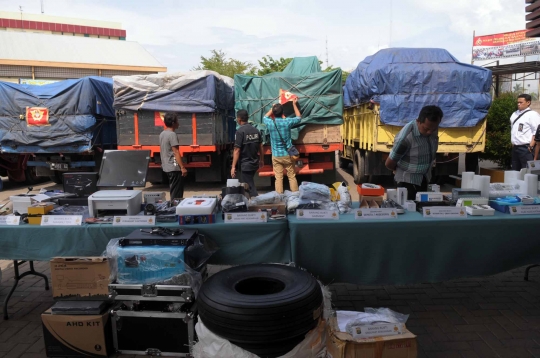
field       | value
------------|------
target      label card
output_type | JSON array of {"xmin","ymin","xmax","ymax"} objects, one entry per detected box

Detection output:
[
  {"xmin": 509, "ymin": 205, "xmax": 540, "ymax": 215},
  {"xmin": 112, "ymin": 216, "xmax": 156, "ymax": 226},
  {"xmin": 0, "ymin": 216, "xmax": 20, "ymax": 226},
  {"xmin": 296, "ymin": 209, "xmax": 339, "ymax": 220},
  {"xmin": 351, "ymin": 323, "xmax": 404, "ymax": 339},
  {"xmin": 355, "ymin": 208, "xmax": 398, "ymax": 220},
  {"xmin": 224, "ymin": 212, "xmax": 267, "ymax": 223},
  {"xmin": 41, "ymin": 215, "xmax": 83, "ymax": 226},
  {"xmin": 422, "ymin": 207, "xmax": 467, "ymax": 219}
]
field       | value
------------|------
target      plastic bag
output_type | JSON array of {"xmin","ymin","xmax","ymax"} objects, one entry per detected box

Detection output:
[
  {"xmin": 297, "ymin": 200, "xmax": 338, "ymax": 211},
  {"xmin": 343, "ymin": 308, "xmax": 409, "ymax": 336},
  {"xmin": 336, "ymin": 182, "xmax": 352, "ymax": 214},
  {"xmin": 222, "ymin": 194, "xmax": 249, "ymax": 212},
  {"xmin": 248, "ymin": 191, "xmax": 282, "ymax": 205},
  {"xmin": 299, "ymin": 182, "xmax": 331, "ymax": 202}
]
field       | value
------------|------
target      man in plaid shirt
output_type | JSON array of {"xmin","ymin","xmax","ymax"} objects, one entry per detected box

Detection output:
[
  {"xmin": 263, "ymin": 99, "xmax": 302, "ymax": 193},
  {"xmin": 385, "ymin": 105, "xmax": 443, "ymax": 200}
]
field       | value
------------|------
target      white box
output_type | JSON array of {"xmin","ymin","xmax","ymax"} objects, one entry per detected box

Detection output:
[
  {"xmin": 466, "ymin": 205, "xmax": 495, "ymax": 216},
  {"xmin": 404, "ymin": 200, "xmax": 416, "ymax": 212},
  {"xmin": 456, "ymin": 197, "xmax": 489, "ymax": 207},
  {"xmin": 415, "ymin": 192, "xmax": 444, "ymax": 202},
  {"xmin": 176, "ymin": 198, "xmax": 217, "ymax": 215},
  {"xmin": 143, "ymin": 191, "xmax": 167, "ymax": 204}
]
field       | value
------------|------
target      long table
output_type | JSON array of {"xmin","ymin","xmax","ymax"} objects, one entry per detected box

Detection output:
[
  {"xmin": 0, "ymin": 217, "xmax": 290, "ymax": 265},
  {"xmin": 289, "ymin": 210, "xmax": 540, "ymax": 285}
]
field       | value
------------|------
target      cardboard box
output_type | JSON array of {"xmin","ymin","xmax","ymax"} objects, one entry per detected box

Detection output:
[
  {"xmin": 28, "ymin": 203, "xmax": 55, "ymax": 215},
  {"xmin": 480, "ymin": 167, "xmax": 505, "ymax": 183},
  {"xmin": 50, "ymin": 257, "xmax": 110, "ymax": 300},
  {"xmin": 359, "ymin": 195, "xmax": 384, "ymax": 206},
  {"xmin": 42, "ymin": 309, "xmax": 112, "ymax": 357},
  {"xmin": 326, "ymin": 317, "xmax": 417, "ymax": 358},
  {"xmin": 248, "ymin": 202, "xmax": 287, "ymax": 215}
]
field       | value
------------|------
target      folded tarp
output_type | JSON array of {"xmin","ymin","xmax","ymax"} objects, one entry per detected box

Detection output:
[
  {"xmin": 0, "ymin": 76, "xmax": 114, "ymax": 153},
  {"xmin": 234, "ymin": 56, "xmax": 343, "ymax": 140},
  {"xmin": 343, "ymin": 48, "xmax": 492, "ymax": 127},
  {"xmin": 113, "ymin": 71, "xmax": 234, "ymax": 113}
]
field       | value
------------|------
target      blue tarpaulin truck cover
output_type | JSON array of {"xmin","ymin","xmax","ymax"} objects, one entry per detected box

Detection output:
[
  {"xmin": 343, "ymin": 48, "xmax": 492, "ymax": 127},
  {"xmin": 0, "ymin": 76, "xmax": 114, "ymax": 153},
  {"xmin": 112, "ymin": 71, "xmax": 235, "ymax": 113}
]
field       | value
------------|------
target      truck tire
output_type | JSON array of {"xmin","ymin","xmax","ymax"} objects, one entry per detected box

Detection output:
[
  {"xmin": 339, "ymin": 156, "xmax": 351, "ymax": 170},
  {"xmin": 198, "ymin": 264, "xmax": 323, "ymax": 358},
  {"xmin": 49, "ymin": 171, "xmax": 63, "ymax": 184},
  {"xmin": 353, "ymin": 150, "xmax": 370, "ymax": 184},
  {"xmin": 24, "ymin": 167, "xmax": 42, "ymax": 185}
]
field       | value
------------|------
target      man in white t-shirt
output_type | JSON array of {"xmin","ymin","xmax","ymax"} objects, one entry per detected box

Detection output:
[{"xmin": 510, "ymin": 94, "xmax": 540, "ymax": 170}]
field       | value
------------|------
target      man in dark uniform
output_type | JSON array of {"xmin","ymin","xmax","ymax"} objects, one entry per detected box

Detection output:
[{"xmin": 231, "ymin": 109, "xmax": 263, "ymax": 197}]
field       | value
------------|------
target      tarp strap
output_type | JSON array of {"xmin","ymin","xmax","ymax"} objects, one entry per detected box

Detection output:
[{"xmin": 281, "ymin": 77, "xmax": 342, "ymax": 117}]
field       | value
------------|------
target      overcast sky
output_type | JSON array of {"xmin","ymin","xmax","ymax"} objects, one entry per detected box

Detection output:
[{"xmin": 0, "ymin": 0, "xmax": 530, "ymax": 72}]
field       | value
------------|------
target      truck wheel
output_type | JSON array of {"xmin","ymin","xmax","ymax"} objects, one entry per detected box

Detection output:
[
  {"xmin": 353, "ymin": 150, "xmax": 369, "ymax": 184},
  {"xmin": 48, "ymin": 172, "xmax": 63, "ymax": 184},
  {"xmin": 339, "ymin": 157, "xmax": 351, "ymax": 169},
  {"xmin": 24, "ymin": 167, "xmax": 42, "ymax": 185}
]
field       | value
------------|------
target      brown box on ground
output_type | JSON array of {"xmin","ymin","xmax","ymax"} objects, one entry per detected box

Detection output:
[
  {"xmin": 42, "ymin": 309, "xmax": 112, "ymax": 357},
  {"xmin": 480, "ymin": 167, "xmax": 505, "ymax": 183},
  {"xmin": 51, "ymin": 257, "xmax": 110, "ymax": 300},
  {"xmin": 326, "ymin": 316, "xmax": 417, "ymax": 358},
  {"xmin": 248, "ymin": 202, "xmax": 287, "ymax": 215}
]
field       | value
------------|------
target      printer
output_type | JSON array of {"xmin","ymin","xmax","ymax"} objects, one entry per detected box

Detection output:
[{"xmin": 88, "ymin": 190, "xmax": 142, "ymax": 217}]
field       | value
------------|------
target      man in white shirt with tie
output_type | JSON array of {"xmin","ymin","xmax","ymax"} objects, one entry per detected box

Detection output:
[{"xmin": 510, "ymin": 94, "xmax": 540, "ymax": 170}]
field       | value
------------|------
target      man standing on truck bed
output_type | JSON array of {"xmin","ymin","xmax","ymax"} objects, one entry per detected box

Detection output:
[
  {"xmin": 509, "ymin": 94, "xmax": 540, "ymax": 170},
  {"xmin": 385, "ymin": 105, "xmax": 443, "ymax": 200},
  {"xmin": 263, "ymin": 99, "xmax": 302, "ymax": 193},
  {"xmin": 160, "ymin": 113, "xmax": 188, "ymax": 201},
  {"xmin": 231, "ymin": 109, "xmax": 264, "ymax": 197}
]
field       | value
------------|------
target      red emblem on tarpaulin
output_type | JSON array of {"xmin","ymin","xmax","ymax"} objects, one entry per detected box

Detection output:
[
  {"xmin": 26, "ymin": 107, "xmax": 50, "ymax": 126},
  {"xmin": 279, "ymin": 89, "xmax": 298, "ymax": 105},
  {"xmin": 154, "ymin": 111, "xmax": 165, "ymax": 126}
]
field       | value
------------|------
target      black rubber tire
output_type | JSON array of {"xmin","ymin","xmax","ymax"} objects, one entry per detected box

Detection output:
[
  {"xmin": 353, "ymin": 150, "xmax": 370, "ymax": 184},
  {"xmin": 339, "ymin": 156, "xmax": 351, "ymax": 169},
  {"xmin": 49, "ymin": 171, "xmax": 63, "ymax": 184},
  {"xmin": 24, "ymin": 166, "xmax": 42, "ymax": 185},
  {"xmin": 198, "ymin": 264, "xmax": 322, "ymax": 358}
]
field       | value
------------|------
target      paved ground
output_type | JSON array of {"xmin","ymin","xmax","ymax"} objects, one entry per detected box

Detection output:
[{"xmin": 1, "ymin": 260, "xmax": 540, "ymax": 358}]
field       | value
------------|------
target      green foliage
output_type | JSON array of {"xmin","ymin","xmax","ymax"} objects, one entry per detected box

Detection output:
[
  {"xmin": 193, "ymin": 50, "xmax": 254, "ymax": 78},
  {"xmin": 479, "ymin": 92, "xmax": 517, "ymax": 169},
  {"xmin": 253, "ymin": 56, "xmax": 292, "ymax": 76}
]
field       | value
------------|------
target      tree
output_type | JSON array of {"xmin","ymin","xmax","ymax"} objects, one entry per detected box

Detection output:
[
  {"xmin": 513, "ymin": 83, "xmax": 523, "ymax": 93},
  {"xmin": 194, "ymin": 50, "xmax": 254, "ymax": 78},
  {"xmin": 479, "ymin": 92, "xmax": 517, "ymax": 169},
  {"xmin": 254, "ymin": 56, "xmax": 292, "ymax": 76}
]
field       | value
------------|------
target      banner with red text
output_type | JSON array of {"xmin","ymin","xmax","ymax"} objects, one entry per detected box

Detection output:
[{"xmin": 472, "ymin": 30, "xmax": 540, "ymax": 61}]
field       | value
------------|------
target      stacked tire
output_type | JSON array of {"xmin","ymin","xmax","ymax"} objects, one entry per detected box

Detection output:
[{"xmin": 198, "ymin": 264, "xmax": 323, "ymax": 358}]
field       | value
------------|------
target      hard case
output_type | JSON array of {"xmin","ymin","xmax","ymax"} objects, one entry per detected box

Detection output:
[
  {"xmin": 109, "ymin": 283, "xmax": 194, "ymax": 303},
  {"xmin": 111, "ymin": 304, "xmax": 197, "ymax": 357}
]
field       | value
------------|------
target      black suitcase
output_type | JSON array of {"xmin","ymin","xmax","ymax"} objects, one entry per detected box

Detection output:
[
  {"xmin": 111, "ymin": 303, "xmax": 197, "ymax": 357},
  {"xmin": 119, "ymin": 228, "xmax": 198, "ymax": 247}
]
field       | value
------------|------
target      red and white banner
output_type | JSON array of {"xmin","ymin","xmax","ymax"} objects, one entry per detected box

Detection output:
[
  {"xmin": 472, "ymin": 30, "xmax": 540, "ymax": 61},
  {"xmin": 279, "ymin": 89, "xmax": 298, "ymax": 104},
  {"xmin": 26, "ymin": 107, "xmax": 50, "ymax": 126},
  {"xmin": 154, "ymin": 111, "xmax": 165, "ymax": 126}
]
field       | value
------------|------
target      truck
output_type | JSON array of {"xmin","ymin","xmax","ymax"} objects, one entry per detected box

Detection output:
[
  {"xmin": 112, "ymin": 71, "xmax": 235, "ymax": 183},
  {"xmin": 341, "ymin": 48, "xmax": 492, "ymax": 184},
  {"xmin": 234, "ymin": 57, "xmax": 343, "ymax": 185},
  {"xmin": 0, "ymin": 77, "xmax": 116, "ymax": 186}
]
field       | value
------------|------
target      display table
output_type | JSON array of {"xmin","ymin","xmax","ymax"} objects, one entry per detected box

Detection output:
[
  {"xmin": 289, "ymin": 207, "xmax": 540, "ymax": 285},
  {"xmin": 0, "ymin": 217, "xmax": 291, "ymax": 265}
]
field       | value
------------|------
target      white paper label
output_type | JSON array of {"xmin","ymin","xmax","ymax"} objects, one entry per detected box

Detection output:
[
  {"xmin": 0, "ymin": 216, "xmax": 20, "ymax": 226},
  {"xmin": 351, "ymin": 323, "xmax": 404, "ymax": 339},
  {"xmin": 224, "ymin": 212, "xmax": 267, "ymax": 223},
  {"xmin": 509, "ymin": 205, "xmax": 540, "ymax": 215},
  {"xmin": 355, "ymin": 208, "xmax": 398, "ymax": 220},
  {"xmin": 422, "ymin": 207, "xmax": 467, "ymax": 219},
  {"xmin": 112, "ymin": 215, "xmax": 156, "ymax": 226},
  {"xmin": 296, "ymin": 209, "xmax": 339, "ymax": 220},
  {"xmin": 41, "ymin": 215, "xmax": 83, "ymax": 226}
]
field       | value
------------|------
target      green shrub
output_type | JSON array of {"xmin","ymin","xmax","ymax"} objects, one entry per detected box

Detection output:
[{"xmin": 480, "ymin": 92, "xmax": 517, "ymax": 169}]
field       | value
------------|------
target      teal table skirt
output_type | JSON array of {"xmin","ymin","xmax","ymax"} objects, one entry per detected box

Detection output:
[
  {"xmin": 0, "ymin": 216, "xmax": 291, "ymax": 265},
  {"xmin": 289, "ymin": 209, "xmax": 540, "ymax": 285}
]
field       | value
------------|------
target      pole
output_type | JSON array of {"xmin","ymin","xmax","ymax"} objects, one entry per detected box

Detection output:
[{"xmin": 471, "ymin": 30, "xmax": 475, "ymax": 64}]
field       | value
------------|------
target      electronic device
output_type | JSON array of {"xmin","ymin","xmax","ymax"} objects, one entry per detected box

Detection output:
[
  {"xmin": 119, "ymin": 228, "xmax": 197, "ymax": 247},
  {"xmin": 415, "ymin": 201, "xmax": 449, "ymax": 213},
  {"xmin": 97, "ymin": 150, "xmax": 151, "ymax": 187},
  {"xmin": 9, "ymin": 195, "xmax": 44, "ymax": 214},
  {"xmin": 62, "ymin": 172, "xmax": 98, "ymax": 197},
  {"xmin": 517, "ymin": 195, "xmax": 535, "ymax": 205},
  {"xmin": 456, "ymin": 197, "xmax": 489, "ymax": 207},
  {"xmin": 144, "ymin": 192, "xmax": 167, "ymax": 204},
  {"xmin": 415, "ymin": 192, "xmax": 444, "ymax": 202},
  {"xmin": 466, "ymin": 204, "xmax": 495, "ymax": 216},
  {"xmin": 88, "ymin": 190, "xmax": 142, "ymax": 217},
  {"xmin": 397, "ymin": 187, "xmax": 408, "ymax": 205},
  {"xmin": 381, "ymin": 200, "xmax": 405, "ymax": 214},
  {"xmin": 144, "ymin": 203, "xmax": 156, "ymax": 215},
  {"xmin": 451, "ymin": 188, "xmax": 482, "ymax": 201}
]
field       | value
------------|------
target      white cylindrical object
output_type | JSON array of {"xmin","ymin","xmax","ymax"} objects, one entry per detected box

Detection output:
[
  {"xmin": 461, "ymin": 172, "xmax": 475, "ymax": 189},
  {"xmin": 525, "ymin": 174, "xmax": 539, "ymax": 197},
  {"xmin": 516, "ymin": 180, "xmax": 527, "ymax": 194},
  {"xmin": 520, "ymin": 168, "xmax": 528, "ymax": 180},
  {"xmin": 504, "ymin": 171, "xmax": 521, "ymax": 185},
  {"xmin": 473, "ymin": 175, "xmax": 483, "ymax": 190},
  {"xmin": 480, "ymin": 175, "xmax": 490, "ymax": 198}
]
